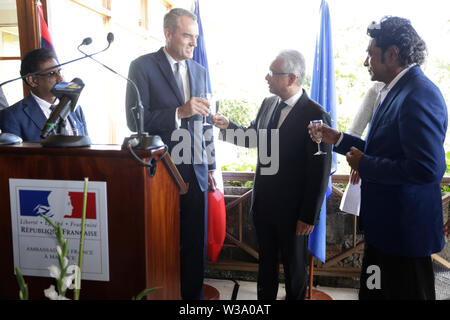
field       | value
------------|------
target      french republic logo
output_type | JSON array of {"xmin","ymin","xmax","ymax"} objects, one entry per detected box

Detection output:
[{"xmin": 19, "ymin": 189, "xmax": 97, "ymax": 220}]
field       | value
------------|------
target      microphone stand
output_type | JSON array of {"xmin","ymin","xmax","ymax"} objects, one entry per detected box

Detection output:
[
  {"xmin": 0, "ymin": 39, "xmax": 111, "ymax": 88},
  {"xmin": 77, "ymin": 34, "xmax": 164, "ymax": 151},
  {"xmin": 78, "ymin": 33, "xmax": 167, "ymax": 177},
  {"xmin": 0, "ymin": 36, "xmax": 112, "ymax": 146},
  {"xmin": 41, "ymin": 78, "xmax": 91, "ymax": 148}
]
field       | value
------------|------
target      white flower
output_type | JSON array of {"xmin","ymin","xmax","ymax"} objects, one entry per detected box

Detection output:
[
  {"xmin": 61, "ymin": 273, "xmax": 75, "ymax": 291},
  {"xmin": 65, "ymin": 265, "xmax": 81, "ymax": 290},
  {"xmin": 63, "ymin": 257, "xmax": 69, "ymax": 269},
  {"xmin": 48, "ymin": 265, "xmax": 61, "ymax": 279},
  {"xmin": 56, "ymin": 245, "xmax": 62, "ymax": 256},
  {"xmin": 44, "ymin": 285, "xmax": 70, "ymax": 300}
]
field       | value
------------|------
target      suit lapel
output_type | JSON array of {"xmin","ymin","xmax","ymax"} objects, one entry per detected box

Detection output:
[
  {"xmin": 260, "ymin": 96, "xmax": 280, "ymax": 130},
  {"xmin": 186, "ymin": 60, "xmax": 206, "ymax": 127},
  {"xmin": 155, "ymin": 48, "xmax": 185, "ymax": 106},
  {"xmin": 366, "ymin": 66, "xmax": 420, "ymax": 143},
  {"xmin": 186, "ymin": 60, "xmax": 200, "ymax": 98},
  {"xmin": 22, "ymin": 95, "xmax": 47, "ymax": 132},
  {"xmin": 278, "ymin": 89, "xmax": 309, "ymax": 130}
]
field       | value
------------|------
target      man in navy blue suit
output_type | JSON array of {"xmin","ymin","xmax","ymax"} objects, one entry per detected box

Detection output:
[
  {"xmin": 0, "ymin": 48, "xmax": 88, "ymax": 142},
  {"xmin": 312, "ymin": 16, "xmax": 447, "ymax": 299},
  {"xmin": 126, "ymin": 8, "xmax": 216, "ymax": 300}
]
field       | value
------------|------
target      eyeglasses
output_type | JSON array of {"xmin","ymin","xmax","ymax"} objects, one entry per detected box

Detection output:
[
  {"xmin": 36, "ymin": 68, "xmax": 63, "ymax": 78},
  {"xmin": 268, "ymin": 70, "xmax": 291, "ymax": 77}
]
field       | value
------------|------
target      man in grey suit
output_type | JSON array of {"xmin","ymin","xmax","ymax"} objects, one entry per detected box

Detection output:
[
  {"xmin": 213, "ymin": 50, "xmax": 332, "ymax": 300},
  {"xmin": 126, "ymin": 8, "xmax": 216, "ymax": 300}
]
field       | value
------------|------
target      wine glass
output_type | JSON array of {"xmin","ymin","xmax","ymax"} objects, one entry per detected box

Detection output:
[
  {"xmin": 310, "ymin": 119, "xmax": 327, "ymax": 155},
  {"xmin": 200, "ymin": 93, "xmax": 213, "ymax": 127}
]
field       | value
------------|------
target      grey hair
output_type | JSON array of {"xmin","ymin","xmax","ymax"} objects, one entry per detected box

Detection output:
[
  {"xmin": 276, "ymin": 50, "xmax": 306, "ymax": 86},
  {"xmin": 164, "ymin": 8, "xmax": 197, "ymax": 33}
]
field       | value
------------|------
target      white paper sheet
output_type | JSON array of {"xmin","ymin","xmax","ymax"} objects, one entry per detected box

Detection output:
[{"xmin": 339, "ymin": 180, "xmax": 361, "ymax": 216}]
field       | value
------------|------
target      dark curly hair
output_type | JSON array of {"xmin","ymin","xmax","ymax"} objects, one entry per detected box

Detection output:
[{"xmin": 367, "ymin": 16, "xmax": 427, "ymax": 67}]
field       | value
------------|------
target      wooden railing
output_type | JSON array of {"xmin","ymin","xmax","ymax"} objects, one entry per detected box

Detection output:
[{"xmin": 207, "ymin": 172, "xmax": 450, "ymax": 276}]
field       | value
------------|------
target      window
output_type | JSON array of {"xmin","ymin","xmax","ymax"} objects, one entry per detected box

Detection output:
[
  {"xmin": 0, "ymin": 0, "xmax": 22, "ymax": 106},
  {"xmin": 46, "ymin": 0, "xmax": 173, "ymax": 144}
]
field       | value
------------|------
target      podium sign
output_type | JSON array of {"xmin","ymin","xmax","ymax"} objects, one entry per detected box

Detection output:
[
  {"xmin": 0, "ymin": 143, "xmax": 183, "ymax": 299},
  {"xmin": 9, "ymin": 179, "xmax": 109, "ymax": 281}
]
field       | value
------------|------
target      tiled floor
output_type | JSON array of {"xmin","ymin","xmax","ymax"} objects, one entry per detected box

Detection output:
[{"xmin": 204, "ymin": 278, "xmax": 359, "ymax": 300}]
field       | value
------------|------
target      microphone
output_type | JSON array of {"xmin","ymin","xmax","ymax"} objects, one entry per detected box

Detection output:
[
  {"xmin": 80, "ymin": 37, "xmax": 92, "ymax": 46},
  {"xmin": 0, "ymin": 35, "xmax": 111, "ymax": 88},
  {"xmin": 40, "ymin": 78, "xmax": 84, "ymax": 139},
  {"xmin": 77, "ymin": 33, "xmax": 163, "ymax": 150}
]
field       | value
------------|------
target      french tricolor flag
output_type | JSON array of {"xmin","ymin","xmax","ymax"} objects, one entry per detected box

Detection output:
[
  {"xmin": 37, "ymin": 1, "xmax": 57, "ymax": 54},
  {"xmin": 19, "ymin": 190, "xmax": 97, "ymax": 220}
]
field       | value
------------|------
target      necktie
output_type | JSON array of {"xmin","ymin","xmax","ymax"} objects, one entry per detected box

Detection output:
[
  {"xmin": 49, "ymin": 104, "xmax": 74, "ymax": 135},
  {"xmin": 269, "ymin": 101, "xmax": 288, "ymax": 129},
  {"xmin": 263, "ymin": 101, "xmax": 288, "ymax": 160},
  {"xmin": 174, "ymin": 62, "xmax": 185, "ymax": 103}
]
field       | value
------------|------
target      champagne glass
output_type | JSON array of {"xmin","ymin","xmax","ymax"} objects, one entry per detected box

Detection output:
[
  {"xmin": 200, "ymin": 93, "xmax": 213, "ymax": 127},
  {"xmin": 310, "ymin": 119, "xmax": 327, "ymax": 155}
]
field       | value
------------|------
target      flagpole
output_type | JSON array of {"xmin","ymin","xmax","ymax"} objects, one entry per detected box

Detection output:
[
  {"xmin": 306, "ymin": 1, "xmax": 335, "ymax": 300},
  {"xmin": 308, "ymin": 254, "xmax": 314, "ymax": 299},
  {"xmin": 192, "ymin": 0, "xmax": 224, "ymax": 299},
  {"xmin": 36, "ymin": 1, "xmax": 43, "ymax": 48},
  {"xmin": 306, "ymin": 253, "xmax": 333, "ymax": 300}
]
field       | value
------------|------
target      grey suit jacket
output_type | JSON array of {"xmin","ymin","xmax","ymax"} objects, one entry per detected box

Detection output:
[{"xmin": 126, "ymin": 48, "xmax": 216, "ymax": 192}]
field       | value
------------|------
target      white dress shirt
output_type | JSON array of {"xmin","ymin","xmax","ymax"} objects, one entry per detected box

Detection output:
[
  {"xmin": 31, "ymin": 92, "xmax": 76, "ymax": 135},
  {"xmin": 276, "ymin": 89, "xmax": 303, "ymax": 128},
  {"xmin": 163, "ymin": 48, "xmax": 191, "ymax": 128},
  {"xmin": 336, "ymin": 64, "xmax": 417, "ymax": 146}
]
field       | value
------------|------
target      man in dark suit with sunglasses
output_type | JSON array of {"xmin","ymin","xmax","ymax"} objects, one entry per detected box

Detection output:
[{"xmin": 0, "ymin": 48, "xmax": 88, "ymax": 142}]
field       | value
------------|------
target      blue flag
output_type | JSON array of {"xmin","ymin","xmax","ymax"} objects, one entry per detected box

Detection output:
[
  {"xmin": 308, "ymin": 0, "xmax": 337, "ymax": 263},
  {"xmin": 193, "ymin": 0, "xmax": 212, "ymax": 93}
]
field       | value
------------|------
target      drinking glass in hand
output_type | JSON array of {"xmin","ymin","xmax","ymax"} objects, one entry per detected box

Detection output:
[
  {"xmin": 310, "ymin": 119, "xmax": 327, "ymax": 155},
  {"xmin": 200, "ymin": 93, "xmax": 212, "ymax": 127}
]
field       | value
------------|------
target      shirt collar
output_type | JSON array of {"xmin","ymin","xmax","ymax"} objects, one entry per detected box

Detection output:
[
  {"xmin": 163, "ymin": 47, "xmax": 187, "ymax": 70},
  {"xmin": 30, "ymin": 92, "xmax": 58, "ymax": 111},
  {"xmin": 384, "ymin": 64, "xmax": 416, "ymax": 92},
  {"xmin": 282, "ymin": 89, "xmax": 303, "ymax": 107}
]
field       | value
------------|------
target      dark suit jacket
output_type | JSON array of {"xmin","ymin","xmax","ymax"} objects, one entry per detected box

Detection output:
[
  {"xmin": 335, "ymin": 66, "xmax": 447, "ymax": 257},
  {"xmin": 222, "ymin": 90, "xmax": 332, "ymax": 225},
  {"xmin": 126, "ymin": 47, "xmax": 216, "ymax": 192},
  {"xmin": 0, "ymin": 94, "xmax": 88, "ymax": 142}
]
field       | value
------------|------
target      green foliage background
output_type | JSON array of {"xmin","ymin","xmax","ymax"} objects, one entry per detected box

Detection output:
[{"xmin": 217, "ymin": 22, "xmax": 449, "ymax": 175}]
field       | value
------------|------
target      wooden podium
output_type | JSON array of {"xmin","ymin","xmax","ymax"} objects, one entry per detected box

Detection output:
[{"xmin": 0, "ymin": 143, "xmax": 187, "ymax": 300}]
